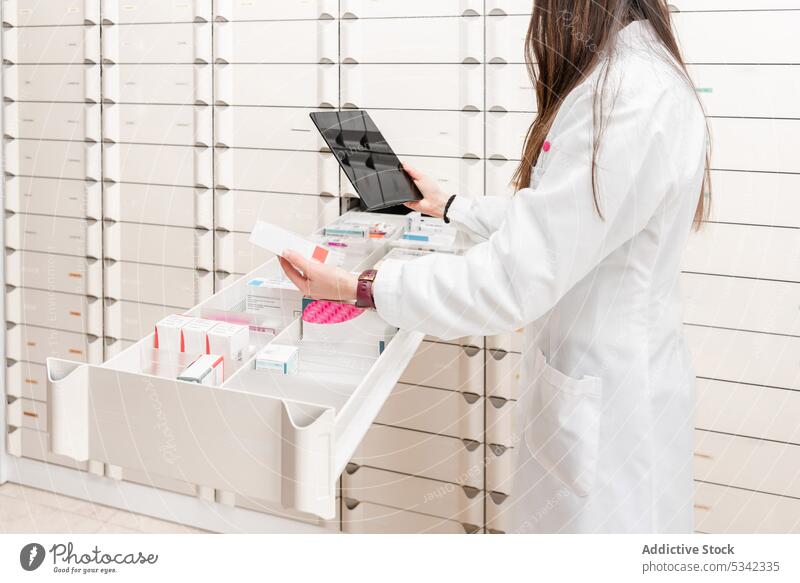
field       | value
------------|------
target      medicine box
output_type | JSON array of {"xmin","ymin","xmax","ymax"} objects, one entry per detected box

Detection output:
[
  {"xmin": 249, "ymin": 221, "xmax": 344, "ymax": 266},
  {"xmin": 154, "ymin": 314, "xmax": 193, "ymax": 351},
  {"xmin": 182, "ymin": 318, "xmax": 219, "ymax": 355},
  {"xmin": 245, "ymin": 277, "xmax": 304, "ymax": 329},
  {"xmin": 255, "ymin": 344, "xmax": 299, "ymax": 375},
  {"xmin": 177, "ymin": 354, "xmax": 224, "ymax": 386},
  {"xmin": 208, "ymin": 322, "xmax": 250, "ymax": 362}
]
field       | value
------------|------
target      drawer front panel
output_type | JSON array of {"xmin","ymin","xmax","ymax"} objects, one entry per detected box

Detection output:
[
  {"xmin": 105, "ymin": 262, "xmax": 213, "ymax": 308},
  {"xmin": 7, "ymin": 427, "xmax": 88, "ymax": 471},
  {"xmin": 103, "ymin": 143, "xmax": 212, "ymax": 188},
  {"xmin": 216, "ymin": 20, "xmax": 338, "ymax": 64},
  {"xmin": 486, "ymin": 14, "xmax": 528, "ymax": 63},
  {"xmin": 3, "ymin": 25, "xmax": 99, "ymax": 65},
  {"xmin": 102, "ymin": 23, "xmax": 211, "ymax": 64},
  {"xmin": 103, "ymin": 103, "xmax": 212, "ymax": 147},
  {"xmin": 105, "ymin": 300, "xmax": 177, "ymax": 341},
  {"xmin": 5, "ymin": 176, "xmax": 101, "ymax": 220},
  {"xmin": 694, "ymin": 482, "xmax": 800, "ymax": 534},
  {"xmin": 707, "ymin": 170, "xmax": 800, "ymax": 229},
  {"xmin": 214, "ymin": 231, "xmax": 273, "ymax": 275},
  {"xmin": 487, "ymin": 328, "xmax": 524, "ymax": 353},
  {"xmin": 486, "ymin": 395, "xmax": 516, "ymax": 447},
  {"xmin": 485, "ymin": 0, "xmax": 533, "ymax": 15},
  {"xmin": 486, "ymin": 159, "xmax": 517, "ymax": 198},
  {"xmin": 4, "ymin": 102, "xmax": 100, "ymax": 142},
  {"xmin": 5, "ymin": 250, "xmax": 102, "ymax": 298},
  {"xmin": 6, "ymin": 287, "xmax": 102, "ymax": 336},
  {"xmin": 6, "ymin": 139, "xmax": 100, "ymax": 181},
  {"xmin": 214, "ymin": 0, "xmax": 338, "ymax": 21},
  {"xmin": 711, "ymin": 117, "xmax": 800, "ymax": 174},
  {"xmin": 214, "ymin": 106, "xmax": 325, "ymax": 151},
  {"xmin": 3, "ymin": 0, "xmax": 98, "ymax": 26},
  {"xmin": 3, "ymin": 64, "xmax": 100, "ymax": 102},
  {"xmin": 400, "ymin": 341, "xmax": 484, "ymax": 394},
  {"xmin": 101, "ymin": 0, "xmax": 212, "ymax": 24},
  {"xmin": 486, "ymin": 62, "xmax": 536, "ymax": 112},
  {"xmin": 215, "ymin": 190, "xmax": 339, "ymax": 234},
  {"xmin": 485, "ymin": 349, "xmax": 521, "ymax": 400},
  {"xmin": 5, "ymin": 214, "xmax": 101, "ymax": 258},
  {"xmin": 6, "ymin": 361, "xmax": 48, "ymax": 401},
  {"xmin": 342, "ymin": 0, "xmax": 483, "ymax": 18},
  {"xmin": 215, "ymin": 64, "xmax": 338, "ymax": 108},
  {"xmin": 342, "ymin": 500, "xmax": 478, "ymax": 534},
  {"xmin": 369, "ymin": 109, "xmax": 484, "ymax": 159},
  {"xmin": 104, "ymin": 222, "xmax": 213, "ymax": 270},
  {"xmin": 103, "ymin": 64, "xmax": 212, "ymax": 105},
  {"xmin": 216, "ymin": 149, "xmax": 338, "ymax": 195},
  {"xmin": 103, "ymin": 183, "xmax": 213, "ymax": 229},
  {"xmin": 8, "ymin": 398, "xmax": 48, "ymax": 432},
  {"xmin": 486, "ymin": 110, "xmax": 534, "ymax": 160},
  {"xmin": 6, "ymin": 324, "xmax": 102, "ymax": 364}
]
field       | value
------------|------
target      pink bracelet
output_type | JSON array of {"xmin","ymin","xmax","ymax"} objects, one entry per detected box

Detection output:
[{"xmin": 355, "ymin": 269, "xmax": 377, "ymax": 309}]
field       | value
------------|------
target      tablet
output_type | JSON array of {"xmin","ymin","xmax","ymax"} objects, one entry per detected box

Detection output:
[{"xmin": 310, "ymin": 110, "xmax": 423, "ymax": 211}]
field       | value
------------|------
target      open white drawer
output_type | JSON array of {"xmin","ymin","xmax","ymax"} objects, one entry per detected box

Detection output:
[{"xmin": 45, "ymin": 212, "xmax": 432, "ymax": 520}]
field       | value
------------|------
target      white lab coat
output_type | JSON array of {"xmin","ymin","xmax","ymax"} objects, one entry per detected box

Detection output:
[{"xmin": 373, "ymin": 21, "xmax": 707, "ymax": 533}]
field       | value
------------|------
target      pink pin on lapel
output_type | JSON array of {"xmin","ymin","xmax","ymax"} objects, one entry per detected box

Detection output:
[{"xmin": 543, "ymin": 140, "xmax": 552, "ymax": 153}]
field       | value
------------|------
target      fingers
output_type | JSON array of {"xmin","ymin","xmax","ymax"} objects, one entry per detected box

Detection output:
[
  {"xmin": 404, "ymin": 200, "xmax": 423, "ymax": 212},
  {"xmin": 402, "ymin": 162, "xmax": 422, "ymax": 181},
  {"xmin": 282, "ymin": 250, "xmax": 311, "ymax": 274},
  {"xmin": 279, "ymin": 256, "xmax": 310, "ymax": 294}
]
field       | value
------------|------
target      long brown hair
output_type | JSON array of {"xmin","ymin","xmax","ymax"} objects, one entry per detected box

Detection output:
[{"xmin": 512, "ymin": 0, "xmax": 711, "ymax": 229}]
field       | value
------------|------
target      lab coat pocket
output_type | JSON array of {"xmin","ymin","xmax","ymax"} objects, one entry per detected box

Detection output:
[{"xmin": 524, "ymin": 350, "xmax": 602, "ymax": 497}]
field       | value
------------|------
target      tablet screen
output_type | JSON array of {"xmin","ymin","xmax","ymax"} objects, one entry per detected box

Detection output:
[{"xmin": 310, "ymin": 110, "xmax": 422, "ymax": 211}]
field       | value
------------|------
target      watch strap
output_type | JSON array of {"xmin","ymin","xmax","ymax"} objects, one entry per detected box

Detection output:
[
  {"xmin": 355, "ymin": 269, "xmax": 378, "ymax": 309},
  {"xmin": 442, "ymin": 194, "xmax": 457, "ymax": 224}
]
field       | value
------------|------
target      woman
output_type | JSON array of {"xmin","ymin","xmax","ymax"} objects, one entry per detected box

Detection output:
[{"xmin": 280, "ymin": 0, "xmax": 709, "ymax": 534}]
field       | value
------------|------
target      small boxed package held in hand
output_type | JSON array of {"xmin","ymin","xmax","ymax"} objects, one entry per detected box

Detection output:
[{"xmin": 249, "ymin": 221, "xmax": 344, "ymax": 266}]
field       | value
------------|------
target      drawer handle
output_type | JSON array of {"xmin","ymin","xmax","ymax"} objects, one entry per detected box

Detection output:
[
  {"xmin": 462, "ymin": 523, "xmax": 481, "ymax": 534},
  {"xmin": 69, "ymin": 311, "xmax": 82, "ymax": 317},
  {"xmin": 462, "ymin": 486, "xmax": 480, "ymax": 499},
  {"xmin": 693, "ymin": 452, "xmax": 713, "ymax": 460},
  {"xmin": 462, "ymin": 345, "xmax": 481, "ymax": 357},
  {"xmin": 488, "ymin": 396, "xmax": 510, "ymax": 409},
  {"xmin": 26, "ymin": 342, "xmax": 37, "ymax": 347},
  {"xmin": 488, "ymin": 348, "xmax": 509, "ymax": 361},
  {"xmin": 23, "ymin": 411, "xmax": 38, "ymax": 418},
  {"xmin": 67, "ymin": 272, "xmax": 83, "ymax": 279},
  {"xmin": 462, "ymin": 439, "xmax": 480, "ymax": 452},
  {"xmin": 489, "ymin": 491, "xmax": 508, "ymax": 505},
  {"xmin": 694, "ymin": 504, "xmax": 711, "ymax": 512},
  {"xmin": 24, "ymin": 378, "xmax": 39, "ymax": 385},
  {"xmin": 489, "ymin": 443, "xmax": 508, "ymax": 456},
  {"xmin": 68, "ymin": 348, "xmax": 84, "ymax": 355}
]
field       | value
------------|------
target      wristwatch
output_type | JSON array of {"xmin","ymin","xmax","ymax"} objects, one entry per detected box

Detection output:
[
  {"xmin": 443, "ymin": 194, "xmax": 457, "ymax": 224},
  {"xmin": 355, "ymin": 269, "xmax": 378, "ymax": 309}
]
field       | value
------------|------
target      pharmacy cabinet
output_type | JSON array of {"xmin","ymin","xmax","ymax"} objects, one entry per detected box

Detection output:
[
  {"xmin": 486, "ymin": 63, "xmax": 536, "ymax": 112},
  {"xmin": 215, "ymin": 190, "xmax": 339, "ymax": 235},
  {"xmin": 342, "ymin": 500, "xmax": 480, "ymax": 534},
  {"xmin": 368, "ymin": 109, "xmax": 484, "ymax": 159},
  {"xmin": 707, "ymin": 171, "xmax": 800, "ymax": 229},
  {"xmin": 486, "ymin": 349, "xmax": 521, "ymax": 400},
  {"xmin": 105, "ymin": 262, "xmax": 214, "ymax": 309},
  {"xmin": 2, "ymin": 0, "xmax": 99, "ymax": 26},
  {"xmin": 214, "ymin": 0, "xmax": 337, "ymax": 21},
  {"xmin": 101, "ymin": 0, "xmax": 212, "ymax": 24},
  {"xmin": 4, "ymin": 102, "xmax": 100, "ymax": 142},
  {"xmin": 684, "ymin": 223, "xmax": 800, "ymax": 282},
  {"xmin": 342, "ymin": 0, "xmax": 483, "ymax": 18},
  {"xmin": 6, "ymin": 287, "xmax": 103, "ymax": 337},
  {"xmin": 103, "ymin": 64, "xmax": 213, "ymax": 105},
  {"xmin": 104, "ymin": 300, "xmax": 176, "ymax": 341},
  {"xmin": 7, "ymin": 361, "xmax": 48, "ymax": 401},
  {"xmin": 485, "ymin": 14, "xmax": 528, "ymax": 63},
  {"xmin": 5, "ymin": 214, "xmax": 101, "ymax": 259},
  {"xmin": 343, "ymin": 465, "xmax": 483, "ymax": 525},
  {"xmin": 214, "ymin": 107, "xmax": 325, "ymax": 152},
  {"xmin": 5, "ymin": 176, "xmax": 101, "ymax": 220},
  {"xmin": 7, "ymin": 427, "xmax": 88, "ymax": 471},
  {"xmin": 103, "ymin": 222, "xmax": 213, "ymax": 270},
  {"xmin": 2, "ymin": 25, "xmax": 100, "ymax": 65},
  {"xmin": 103, "ymin": 183, "xmax": 213, "ymax": 229},
  {"xmin": 6, "ymin": 324, "xmax": 103, "ymax": 364},
  {"xmin": 341, "ymin": 63, "xmax": 483, "ymax": 111},
  {"xmin": 350, "ymin": 425, "xmax": 484, "ymax": 488},
  {"xmin": 696, "ymin": 379, "xmax": 800, "ymax": 445},
  {"xmin": 694, "ymin": 431, "xmax": 800, "ymax": 500},
  {"xmin": 102, "ymin": 23, "xmax": 211, "ymax": 64},
  {"xmin": 103, "ymin": 103, "xmax": 212, "ymax": 147},
  {"xmin": 340, "ymin": 17, "xmax": 483, "ymax": 64},
  {"xmin": 675, "ymin": 11, "xmax": 800, "ymax": 64},
  {"xmin": 694, "ymin": 482, "xmax": 800, "ymax": 534},
  {"xmin": 214, "ymin": 231, "xmax": 273, "ymax": 275},
  {"xmin": 215, "ymin": 21, "xmax": 338, "ymax": 64},
  {"xmin": 3, "ymin": 64, "xmax": 101, "ymax": 103},
  {"xmin": 686, "ymin": 325, "xmax": 800, "ymax": 392},
  {"xmin": 710, "ymin": 118, "xmax": 800, "ymax": 175},
  {"xmin": 5, "ymin": 140, "xmax": 101, "ymax": 182},
  {"xmin": 215, "ymin": 149, "xmax": 339, "ymax": 196},
  {"xmin": 374, "ymin": 383, "xmax": 483, "ymax": 442},
  {"xmin": 486, "ymin": 111, "xmax": 533, "ymax": 160},
  {"xmin": 400, "ymin": 341, "xmax": 484, "ymax": 394},
  {"xmin": 103, "ymin": 143, "xmax": 212, "ymax": 188},
  {"xmin": 215, "ymin": 64, "xmax": 338, "ymax": 108}
]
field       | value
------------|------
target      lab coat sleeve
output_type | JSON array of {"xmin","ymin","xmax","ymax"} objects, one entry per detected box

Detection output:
[
  {"xmin": 445, "ymin": 195, "xmax": 511, "ymax": 241},
  {"xmin": 373, "ymin": 81, "xmax": 697, "ymax": 340}
]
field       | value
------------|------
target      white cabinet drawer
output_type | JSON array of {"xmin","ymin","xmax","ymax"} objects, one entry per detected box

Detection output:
[
  {"xmin": 485, "ymin": 491, "xmax": 512, "ymax": 533},
  {"xmin": 214, "ymin": 106, "xmax": 324, "ymax": 151},
  {"xmin": 341, "ymin": 17, "xmax": 483, "ymax": 64},
  {"xmin": 368, "ymin": 109, "xmax": 483, "ymax": 159},
  {"xmin": 6, "ymin": 287, "xmax": 102, "ymax": 336},
  {"xmin": 486, "ymin": 159, "xmax": 517, "ymax": 198},
  {"xmin": 683, "ymin": 273, "xmax": 800, "ymax": 337},
  {"xmin": 690, "ymin": 65, "xmax": 800, "ymax": 119},
  {"xmin": 4, "ymin": 102, "xmax": 100, "ymax": 142},
  {"xmin": 102, "ymin": 0, "xmax": 212, "ymax": 24},
  {"xmin": 343, "ymin": 155, "xmax": 484, "ymax": 199},
  {"xmin": 103, "ymin": 183, "xmax": 213, "ymax": 229},
  {"xmin": 708, "ymin": 170, "xmax": 800, "ymax": 229},
  {"xmin": 400, "ymin": 341, "xmax": 484, "ymax": 393},
  {"xmin": 487, "ymin": 63, "xmax": 535, "ymax": 112},
  {"xmin": 684, "ymin": 223, "xmax": 800, "ymax": 282},
  {"xmin": 486, "ymin": 348, "xmax": 521, "ymax": 400},
  {"xmin": 694, "ymin": 481, "xmax": 800, "ymax": 534},
  {"xmin": 3, "ymin": 25, "xmax": 100, "ymax": 65},
  {"xmin": 5, "ymin": 176, "xmax": 101, "ymax": 220},
  {"xmin": 711, "ymin": 117, "xmax": 800, "ymax": 174},
  {"xmin": 7, "ymin": 324, "xmax": 102, "ymax": 364},
  {"xmin": 215, "ymin": 190, "xmax": 339, "ymax": 234},
  {"xmin": 102, "ymin": 23, "xmax": 211, "ymax": 64},
  {"xmin": 103, "ymin": 64, "xmax": 212, "ymax": 105},
  {"xmin": 697, "ymin": 379, "xmax": 800, "ymax": 445},
  {"xmin": 3, "ymin": 0, "xmax": 99, "ymax": 26},
  {"xmin": 104, "ymin": 222, "xmax": 213, "ymax": 270},
  {"xmin": 486, "ymin": 110, "xmax": 533, "ymax": 160},
  {"xmin": 103, "ymin": 103, "xmax": 212, "ymax": 147},
  {"xmin": 215, "ymin": 64, "xmax": 337, "ymax": 108},
  {"xmin": 485, "ymin": 441, "xmax": 515, "ymax": 495},
  {"xmin": 486, "ymin": 395, "xmax": 515, "ymax": 448},
  {"xmin": 3, "ymin": 64, "xmax": 100, "ymax": 103},
  {"xmin": 216, "ymin": 149, "xmax": 338, "ymax": 195},
  {"xmin": 487, "ymin": 328, "xmax": 524, "ymax": 353},
  {"xmin": 7, "ymin": 427, "xmax": 88, "ymax": 471},
  {"xmin": 695, "ymin": 431, "xmax": 800, "ymax": 499},
  {"xmin": 214, "ymin": 230, "xmax": 273, "ymax": 275},
  {"xmin": 351, "ymin": 424, "xmax": 483, "ymax": 488},
  {"xmin": 486, "ymin": 0, "xmax": 532, "ymax": 15},
  {"xmin": 214, "ymin": 0, "xmax": 337, "ymax": 21},
  {"xmin": 215, "ymin": 20, "xmax": 337, "ymax": 64},
  {"xmin": 5, "ymin": 214, "xmax": 101, "ymax": 258},
  {"xmin": 341, "ymin": 63, "xmax": 482, "ymax": 111},
  {"xmin": 5, "ymin": 139, "xmax": 101, "ymax": 181},
  {"xmin": 342, "ymin": 500, "xmax": 478, "ymax": 533},
  {"xmin": 6, "ymin": 361, "xmax": 48, "ymax": 401},
  {"xmin": 686, "ymin": 325, "xmax": 800, "ymax": 392},
  {"xmin": 105, "ymin": 300, "xmax": 176, "ymax": 341},
  {"xmin": 343, "ymin": 465, "xmax": 482, "ymax": 525},
  {"xmin": 342, "ymin": 0, "xmax": 482, "ymax": 18},
  {"xmin": 375, "ymin": 383, "xmax": 483, "ymax": 441},
  {"xmin": 103, "ymin": 143, "xmax": 212, "ymax": 188},
  {"xmin": 5, "ymin": 251, "xmax": 102, "ymax": 297},
  {"xmin": 105, "ymin": 262, "xmax": 213, "ymax": 308},
  {"xmin": 8, "ymin": 398, "xmax": 48, "ymax": 432},
  {"xmin": 486, "ymin": 14, "xmax": 527, "ymax": 63},
  {"xmin": 676, "ymin": 11, "xmax": 800, "ymax": 64}
]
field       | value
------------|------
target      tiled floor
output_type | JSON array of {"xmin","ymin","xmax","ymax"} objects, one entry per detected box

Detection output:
[{"xmin": 0, "ymin": 482, "xmax": 207, "ymax": 534}]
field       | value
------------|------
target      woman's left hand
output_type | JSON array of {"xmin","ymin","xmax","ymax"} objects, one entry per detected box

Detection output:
[{"xmin": 279, "ymin": 250, "xmax": 359, "ymax": 302}]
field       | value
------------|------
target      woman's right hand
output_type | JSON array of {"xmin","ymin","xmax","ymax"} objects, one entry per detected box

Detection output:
[{"xmin": 402, "ymin": 162, "xmax": 450, "ymax": 218}]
